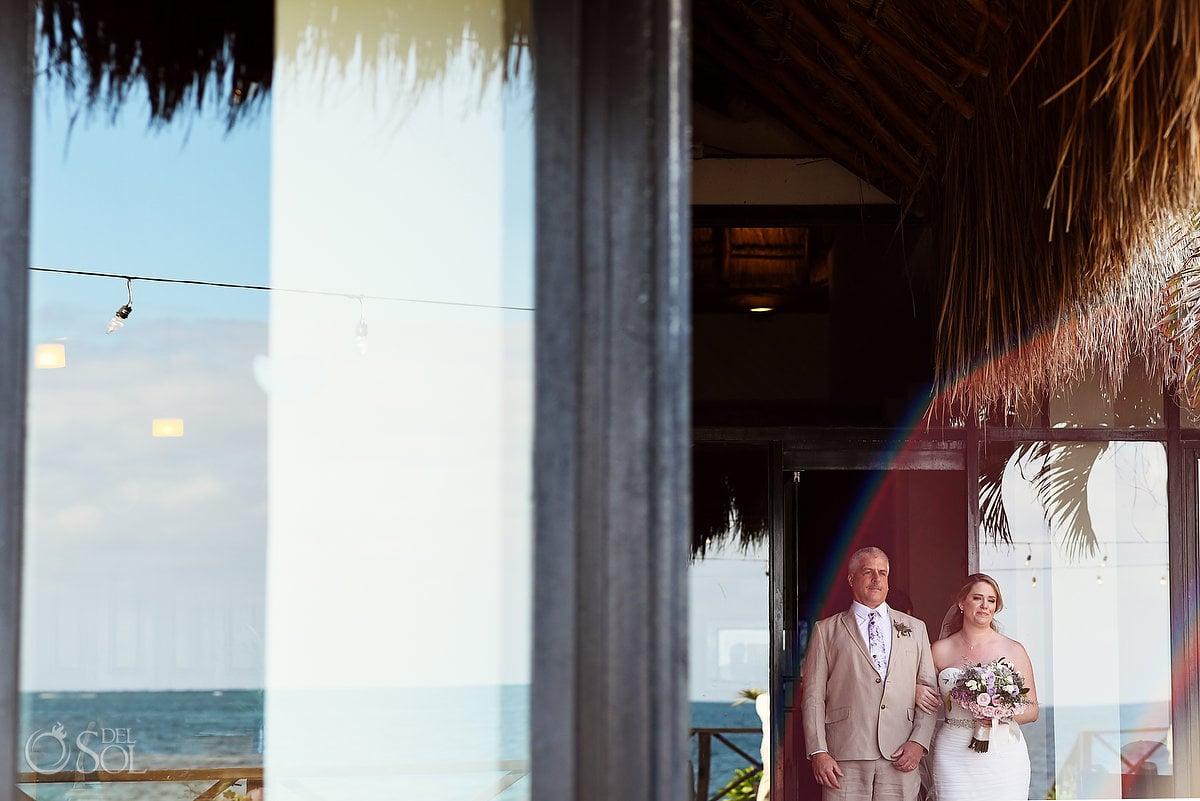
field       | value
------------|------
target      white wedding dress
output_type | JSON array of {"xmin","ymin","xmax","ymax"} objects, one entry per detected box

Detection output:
[{"xmin": 929, "ymin": 666, "xmax": 1031, "ymax": 801}]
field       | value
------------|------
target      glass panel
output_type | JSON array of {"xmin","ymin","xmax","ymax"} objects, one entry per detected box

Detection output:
[
  {"xmin": 690, "ymin": 445, "xmax": 770, "ymax": 801},
  {"xmin": 979, "ymin": 441, "xmax": 1172, "ymax": 799},
  {"xmin": 690, "ymin": 541, "xmax": 769, "ymax": 801},
  {"xmin": 24, "ymin": 3, "xmax": 533, "ymax": 800},
  {"xmin": 1049, "ymin": 364, "xmax": 1163, "ymax": 427}
]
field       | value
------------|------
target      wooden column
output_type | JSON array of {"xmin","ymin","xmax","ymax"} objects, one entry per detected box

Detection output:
[
  {"xmin": 531, "ymin": 1, "xmax": 691, "ymax": 801},
  {"xmin": 0, "ymin": 0, "xmax": 30, "ymax": 794}
]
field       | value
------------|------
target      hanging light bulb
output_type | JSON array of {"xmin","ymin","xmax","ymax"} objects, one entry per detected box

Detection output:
[
  {"xmin": 1031, "ymin": 574, "xmax": 1037, "ymax": 587},
  {"xmin": 354, "ymin": 297, "xmax": 369, "ymax": 355},
  {"xmin": 106, "ymin": 278, "xmax": 134, "ymax": 333}
]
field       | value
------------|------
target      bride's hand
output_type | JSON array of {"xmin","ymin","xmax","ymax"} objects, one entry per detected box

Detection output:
[{"xmin": 914, "ymin": 684, "xmax": 940, "ymax": 714}]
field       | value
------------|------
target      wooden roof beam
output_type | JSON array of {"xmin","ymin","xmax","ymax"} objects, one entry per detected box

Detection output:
[
  {"xmin": 963, "ymin": 0, "xmax": 1012, "ymax": 32},
  {"xmin": 830, "ymin": 0, "xmax": 975, "ymax": 118},
  {"xmin": 720, "ymin": 0, "xmax": 936, "ymax": 159},
  {"xmin": 695, "ymin": 21, "xmax": 919, "ymax": 192},
  {"xmin": 755, "ymin": 0, "xmax": 937, "ymax": 155},
  {"xmin": 881, "ymin": 0, "xmax": 991, "ymax": 80}
]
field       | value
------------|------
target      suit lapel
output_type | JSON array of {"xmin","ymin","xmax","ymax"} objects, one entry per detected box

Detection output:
[{"xmin": 839, "ymin": 610, "xmax": 872, "ymax": 664}]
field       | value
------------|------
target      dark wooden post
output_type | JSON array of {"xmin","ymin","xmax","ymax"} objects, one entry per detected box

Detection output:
[
  {"xmin": 531, "ymin": 0, "xmax": 691, "ymax": 800},
  {"xmin": 0, "ymin": 0, "xmax": 30, "ymax": 794},
  {"xmin": 695, "ymin": 732, "xmax": 712, "ymax": 801}
]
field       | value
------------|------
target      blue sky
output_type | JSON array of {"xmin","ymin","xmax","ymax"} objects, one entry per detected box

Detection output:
[{"xmin": 23, "ymin": 17, "xmax": 535, "ymax": 693}]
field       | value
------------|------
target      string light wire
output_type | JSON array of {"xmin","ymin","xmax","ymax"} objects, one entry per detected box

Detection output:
[{"xmin": 29, "ymin": 266, "xmax": 536, "ymax": 313}]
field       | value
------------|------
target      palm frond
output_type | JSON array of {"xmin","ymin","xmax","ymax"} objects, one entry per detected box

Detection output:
[{"xmin": 1026, "ymin": 442, "xmax": 1107, "ymax": 560}]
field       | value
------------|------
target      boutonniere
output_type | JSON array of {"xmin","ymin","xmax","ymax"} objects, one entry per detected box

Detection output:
[{"xmin": 893, "ymin": 621, "xmax": 912, "ymax": 637}]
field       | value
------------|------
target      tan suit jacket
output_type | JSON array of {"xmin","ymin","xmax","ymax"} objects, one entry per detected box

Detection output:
[{"xmin": 800, "ymin": 608, "xmax": 936, "ymax": 762}]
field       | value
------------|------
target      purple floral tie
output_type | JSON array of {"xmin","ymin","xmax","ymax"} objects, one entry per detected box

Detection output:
[{"xmin": 868, "ymin": 611, "xmax": 887, "ymax": 674}]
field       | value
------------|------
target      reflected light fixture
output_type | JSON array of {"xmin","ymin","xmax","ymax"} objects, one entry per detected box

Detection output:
[
  {"xmin": 354, "ymin": 297, "xmax": 369, "ymax": 355},
  {"xmin": 151, "ymin": 418, "xmax": 185, "ymax": 438},
  {"xmin": 1031, "ymin": 574, "xmax": 1037, "ymax": 587},
  {"xmin": 106, "ymin": 278, "xmax": 134, "ymax": 333},
  {"xmin": 34, "ymin": 343, "xmax": 66, "ymax": 369}
]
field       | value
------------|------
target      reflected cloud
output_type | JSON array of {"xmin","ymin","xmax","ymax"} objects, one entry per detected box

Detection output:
[
  {"xmin": 45, "ymin": 504, "xmax": 103, "ymax": 534},
  {"xmin": 251, "ymin": 353, "xmax": 322, "ymax": 398}
]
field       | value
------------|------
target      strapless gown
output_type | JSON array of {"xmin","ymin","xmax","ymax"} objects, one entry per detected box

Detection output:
[{"xmin": 930, "ymin": 666, "xmax": 1031, "ymax": 801}]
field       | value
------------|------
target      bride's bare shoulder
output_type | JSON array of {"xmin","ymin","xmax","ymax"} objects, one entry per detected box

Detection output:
[
  {"xmin": 931, "ymin": 636, "xmax": 959, "ymax": 670},
  {"xmin": 1000, "ymin": 635, "xmax": 1034, "ymax": 664},
  {"xmin": 1000, "ymin": 633, "xmax": 1027, "ymax": 653}
]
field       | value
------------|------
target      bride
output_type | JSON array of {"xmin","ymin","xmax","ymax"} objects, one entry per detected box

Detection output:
[{"xmin": 922, "ymin": 574, "xmax": 1038, "ymax": 801}]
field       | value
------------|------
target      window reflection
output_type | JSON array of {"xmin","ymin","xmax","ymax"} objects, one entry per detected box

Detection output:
[
  {"xmin": 1049, "ymin": 364, "xmax": 1163, "ymax": 428},
  {"xmin": 689, "ymin": 539, "xmax": 770, "ymax": 801},
  {"xmin": 25, "ymin": 1, "xmax": 533, "ymax": 799},
  {"xmin": 980, "ymin": 441, "xmax": 1171, "ymax": 799}
]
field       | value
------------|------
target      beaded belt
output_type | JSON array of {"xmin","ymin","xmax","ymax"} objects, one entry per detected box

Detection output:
[{"xmin": 942, "ymin": 718, "xmax": 977, "ymax": 728}]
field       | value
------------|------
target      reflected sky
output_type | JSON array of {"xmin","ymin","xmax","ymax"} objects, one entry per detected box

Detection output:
[{"xmin": 24, "ymin": 3, "xmax": 534, "ymax": 695}]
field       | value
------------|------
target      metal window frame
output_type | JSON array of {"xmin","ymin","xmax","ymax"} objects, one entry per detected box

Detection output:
[{"xmin": 531, "ymin": 1, "xmax": 692, "ymax": 800}]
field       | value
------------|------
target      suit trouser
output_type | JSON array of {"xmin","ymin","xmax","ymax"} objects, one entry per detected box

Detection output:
[{"xmin": 822, "ymin": 757, "xmax": 921, "ymax": 801}]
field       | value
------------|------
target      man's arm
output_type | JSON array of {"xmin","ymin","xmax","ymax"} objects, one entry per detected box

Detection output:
[
  {"xmin": 799, "ymin": 621, "xmax": 844, "ymax": 789},
  {"xmin": 799, "ymin": 620, "xmax": 830, "ymax": 757},
  {"xmin": 906, "ymin": 620, "xmax": 938, "ymax": 749}
]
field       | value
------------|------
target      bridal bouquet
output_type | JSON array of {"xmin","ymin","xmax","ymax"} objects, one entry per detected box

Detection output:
[{"xmin": 948, "ymin": 658, "xmax": 1031, "ymax": 752}]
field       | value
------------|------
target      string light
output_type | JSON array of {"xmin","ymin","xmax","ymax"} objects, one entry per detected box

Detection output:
[
  {"xmin": 106, "ymin": 278, "xmax": 133, "ymax": 333},
  {"xmin": 354, "ymin": 297, "xmax": 369, "ymax": 356}
]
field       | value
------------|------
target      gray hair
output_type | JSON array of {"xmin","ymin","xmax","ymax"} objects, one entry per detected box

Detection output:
[{"xmin": 847, "ymin": 546, "xmax": 889, "ymax": 576}]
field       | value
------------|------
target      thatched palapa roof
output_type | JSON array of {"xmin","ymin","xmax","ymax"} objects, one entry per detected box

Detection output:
[
  {"xmin": 693, "ymin": 0, "xmax": 1200, "ymax": 410},
  {"xmin": 33, "ymin": 0, "xmax": 1200, "ymax": 407}
]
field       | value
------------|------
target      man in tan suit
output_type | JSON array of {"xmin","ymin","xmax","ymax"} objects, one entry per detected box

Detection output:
[{"xmin": 801, "ymin": 547, "xmax": 936, "ymax": 801}]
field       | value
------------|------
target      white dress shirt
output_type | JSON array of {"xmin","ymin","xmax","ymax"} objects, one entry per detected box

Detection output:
[{"xmin": 852, "ymin": 600, "xmax": 891, "ymax": 675}]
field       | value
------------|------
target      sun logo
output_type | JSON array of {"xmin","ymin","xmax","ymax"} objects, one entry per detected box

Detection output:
[{"xmin": 25, "ymin": 722, "xmax": 70, "ymax": 774}]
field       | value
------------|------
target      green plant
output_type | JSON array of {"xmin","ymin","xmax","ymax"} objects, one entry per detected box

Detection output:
[
  {"xmin": 717, "ymin": 765, "xmax": 761, "ymax": 801},
  {"xmin": 732, "ymin": 687, "xmax": 764, "ymax": 705}
]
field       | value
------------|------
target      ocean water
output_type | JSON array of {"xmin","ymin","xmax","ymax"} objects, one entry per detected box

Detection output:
[
  {"xmin": 690, "ymin": 700, "xmax": 766, "ymax": 793},
  {"xmin": 16, "ymin": 689, "xmax": 764, "ymax": 801},
  {"xmin": 18, "ymin": 690, "xmax": 1159, "ymax": 801}
]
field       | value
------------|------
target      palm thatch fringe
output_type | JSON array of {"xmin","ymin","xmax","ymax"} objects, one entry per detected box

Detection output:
[
  {"xmin": 38, "ymin": 0, "xmax": 275, "ymax": 126},
  {"xmin": 692, "ymin": 447, "xmax": 770, "ymax": 559},
  {"xmin": 933, "ymin": 0, "xmax": 1200, "ymax": 409},
  {"xmin": 36, "ymin": 0, "xmax": 531, "ymax": 127}
]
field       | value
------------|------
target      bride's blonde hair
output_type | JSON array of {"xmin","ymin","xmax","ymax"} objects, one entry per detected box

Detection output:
[{"xmin": 940, "ymin": 573, "xmax": 1004, "ymax": 638}]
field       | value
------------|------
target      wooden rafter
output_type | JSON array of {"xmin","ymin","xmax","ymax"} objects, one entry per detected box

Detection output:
[
  {"xmin": 884, "ymin": 0, "xmax": 991, "ymax": 80},
  {"xmin": 728, "ymin": 0, "xmax": 935, "ymax": 160},
  {"xmin": 695, "ymin": 16, "xmax": 919, "ymax": 192},
  {"xmin": 770, "ymin": 0, "xmax": 940, "ymax": 153},
  {"xmin": 830, "ymin": 0, "xmax": 975, "ymax": 119}
]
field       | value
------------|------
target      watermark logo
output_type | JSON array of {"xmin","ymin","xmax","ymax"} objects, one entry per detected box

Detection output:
[{"xmin": 24, "ymin": 724, "xmax": 143, "ymax": 774}]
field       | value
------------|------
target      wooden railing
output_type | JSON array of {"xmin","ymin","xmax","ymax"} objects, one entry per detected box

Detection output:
[
  {"xmin": 691, "ymin": 726, "xmax": 763, "ymax": 801},
  {"xmin": 17, "ymin": 760, "xmax": 530, "ymax": 801},
  {"xmin": 17, "ymin": 767, "xmax": 263, "ymax": 801}
]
